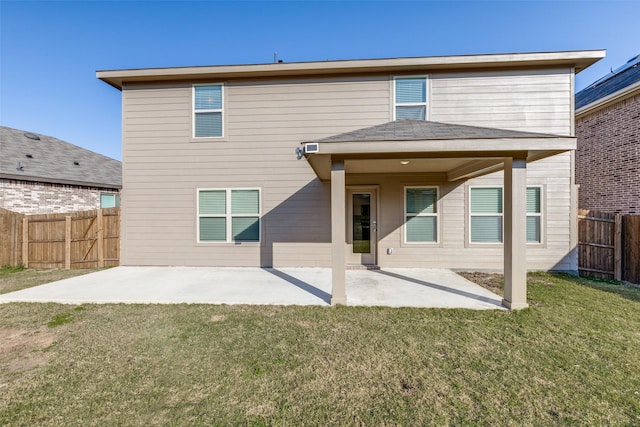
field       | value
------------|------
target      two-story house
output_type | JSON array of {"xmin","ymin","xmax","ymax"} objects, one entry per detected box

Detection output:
[{"xmin": 98, "ymin": 50, "xmax": 604, "ymax": 309}]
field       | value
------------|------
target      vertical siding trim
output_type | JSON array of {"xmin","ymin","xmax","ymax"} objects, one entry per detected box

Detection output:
[
  {"xmin": 427, "ymin": 74, "xmax": 433, "ymax": 120},
  {"xmin": 570, "ymin": 68, "xmax": 575, "ymax": 136},
  {"xmin": 387, "ymin": 77, "xmax": 394, "ymax": 122},
  {"xmin": 121, "ymin": 88, "xmax": 129, "ymax": 264},
  {"xmin": 569, "ymin": 68, "xmax": 578, "ymax": 270}
]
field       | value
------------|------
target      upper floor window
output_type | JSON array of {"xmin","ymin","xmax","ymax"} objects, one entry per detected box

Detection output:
[
  {"xmin": 193, "ymin": 84, "xmax": 223, "ymax": 138},
  {"xmin": 394, "ymin": 77, "xmax": 427, "ymax": 120}
]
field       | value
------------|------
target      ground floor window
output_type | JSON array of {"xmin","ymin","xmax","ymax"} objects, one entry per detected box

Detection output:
[
  {"xmin": 470, "ymin": 187, "xmax": 503, "ymax": 243},
  {"xmin": 526, "ymin": 186, "xmax": 542, "ymax": 243},
  {"xmin": 469, "ymin": 186, "xmax": 543, "ymax": 244},
  {"xmin": 100, "ymin": 193, "xmax": 120, "ymax": 208},
  {"xmin": 405, "ymin": 187, "xmax": 438, "ymax": 243},
  {"xmin": 198, "ymin": 188, "xmax": 260, "ymax": 243}
]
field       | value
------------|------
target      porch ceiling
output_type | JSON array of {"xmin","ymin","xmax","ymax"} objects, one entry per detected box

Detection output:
[{"xmin": 346, "ymin": 158, "xmax": 473, "ymax": 174}]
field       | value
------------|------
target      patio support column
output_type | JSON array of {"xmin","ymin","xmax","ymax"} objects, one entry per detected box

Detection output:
[
  {"xmin": 503, "ymin": 156, "xmax": 529, "ymax": 310},
  {"xmin": 330, "ymin": 159, "xmax": 347, "ymax": 305}
]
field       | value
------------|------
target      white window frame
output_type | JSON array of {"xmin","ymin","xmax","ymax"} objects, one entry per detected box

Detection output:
[
  {"xmin": 404, "ymin": 186, "xmax": 439, "ymax": 244},
  {"xmin": 469, "ymin": 186, "xmax": 504, "ymax": 245},
  {"xmin": 197, "ymin": 188, "xmax": 261, "ymax": 243},
  {"xmin": 526, "ymin": 185, "xmax": 544, "ymax": 245},
  {"xmin": 393, "ymin": 76, "xmax": 428, "ymax": 121},
  {"xmin": 193, "ymin": 84, "xmax": 224, "ymax": 139},
  {"xmin": 467, "ymin": 185, "xmax": 545, "ymax": 245}
]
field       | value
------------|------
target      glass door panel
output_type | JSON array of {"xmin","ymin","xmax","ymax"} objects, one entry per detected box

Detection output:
[{"xmin": 352, "ymin": 194, "xmax": 371, "ymax": 254}]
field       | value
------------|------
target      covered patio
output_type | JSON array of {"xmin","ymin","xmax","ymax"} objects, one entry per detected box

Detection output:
[{"xmin": 301, "ymin": 120, "xmax": 576, "ymax": 309}]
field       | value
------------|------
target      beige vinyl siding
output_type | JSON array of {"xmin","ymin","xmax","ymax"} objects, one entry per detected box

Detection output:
[
  {"xmin": 120, "ymin": 69, "xmax": 575, "ymax": 271},
  {"xmin": 430, "ymin": 69, "xmax": 572, "ymax": 135},
  {"xmin": 381, "ymin": 161, "xmax": 575, "ymax": 271},
  {"xmin": 366, "ymin": 156, "xmax": 574, "ymax": 272},
  {"xmin": 121, "ymin": 76, "xmax": 389, "ymax": 266}
]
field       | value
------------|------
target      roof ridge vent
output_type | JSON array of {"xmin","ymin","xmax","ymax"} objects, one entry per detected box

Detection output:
[{"xmin": 24, "ymin": 132, "xmax": 41, "ymax": 140}]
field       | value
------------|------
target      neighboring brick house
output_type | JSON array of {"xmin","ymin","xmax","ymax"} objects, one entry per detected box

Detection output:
[
  {"xmin": 0, "ymin": 126, "xmax": 122, "ymax": 214},
  {"xmin": 575, "ymin": 55, "xmax": 640, "ymax": 214}
]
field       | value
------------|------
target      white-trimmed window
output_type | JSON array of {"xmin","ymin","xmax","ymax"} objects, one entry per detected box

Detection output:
[
  {"xmin": 469, "ymin": 186, "xmax": 543, "ymax": 244},
  {"xmin": 527, "ymin": 186, "xmax": 542, "ymax": 243},
  {"xmin": 394, "ymin": 77, "xmax": 427, "ymax": 120},
  {"xmin": 470, "ymin": 187, "xmax": 503, "ymax": 243},
  {"xmin": 405, "ymin": 187, "xmax": 438, "ymax": 243},
  {"xmin": 198, "ymin": 189, "xmax": 260, "ymax": 242},
  {"xmin": 100, "ymin": 193, "xmax": 120, "ymax": 208},
  {"xmin": 193, "ymin": 84, "xmax": 223, "ymax": 138}
]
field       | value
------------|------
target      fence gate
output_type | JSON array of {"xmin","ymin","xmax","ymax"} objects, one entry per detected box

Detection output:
[
  {"xmin": 578, "ymin": 209, "xmax": 618, "ymax": 280},
  {"xmin": 0, "ymin": 208, "xmax": 120, "ymax": 269}
]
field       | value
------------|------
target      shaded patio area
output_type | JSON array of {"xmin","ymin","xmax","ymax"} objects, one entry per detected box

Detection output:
[{"xmin": 0, "ymin": 266, "xmax": 503, "ymax": 309}]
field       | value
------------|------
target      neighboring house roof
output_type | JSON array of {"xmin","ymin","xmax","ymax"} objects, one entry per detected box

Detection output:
[
  {"xmin": 0, "ymin": 126, "xmax": 122, "ymax": 188},
  {"xmin": 97, "ymin": 50, "xmax": 605, "ymax": 89},
  {"xmin": 576, "ymin": 54, "xmax": 640, "ymax": 114},
  {"xmin": 312, "ymin": 119, "xmax": 561, "ymax": 144}
]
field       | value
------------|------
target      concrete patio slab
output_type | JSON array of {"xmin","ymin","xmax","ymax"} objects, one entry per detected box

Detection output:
[{"xmin": 0, "ymin": 267, "xmax": 504, "ymax": 309}]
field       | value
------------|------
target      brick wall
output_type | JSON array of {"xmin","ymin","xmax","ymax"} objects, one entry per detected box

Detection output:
[
  {"xmin": 0, "ymin": 179, "xmax": 119, "ymax": 214},
  {"xmin": 576, "ymin": 93, "xmax": 640, "ymax": 214}
]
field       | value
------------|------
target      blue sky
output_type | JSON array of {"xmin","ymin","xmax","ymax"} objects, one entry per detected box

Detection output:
[{"xmin": 1, "ymin": 1, "xmax": 639, "ymax": 161}]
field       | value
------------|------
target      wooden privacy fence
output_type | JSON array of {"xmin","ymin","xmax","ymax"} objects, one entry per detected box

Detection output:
[
  {"xmin": 0, "ymin": 208, "xmax": 120, "ymax": 269},
  {"xmin": 578, "ymin": 209, "xmax": 640, "ymax": 284}
]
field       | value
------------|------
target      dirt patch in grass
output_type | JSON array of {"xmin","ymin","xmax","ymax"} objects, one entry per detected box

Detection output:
[
  {"xmin": 0, "ymin": 268, "xmax": 102, "ymax": 295},
  {"xmin": 457, "ymin": 271, "xmax": 504, "ymax": 295},
  {"xmin": 0, "ymin": 327, "xmax": 57, "ymax": 387}
]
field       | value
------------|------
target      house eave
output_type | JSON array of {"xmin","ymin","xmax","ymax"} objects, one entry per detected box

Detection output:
[
  {"xmin": 309, "ymin": 137, "xmax": 576, "ymax": 156},
  {"xmin": 304, "ymin": 137, "xmax": 576, "ymax": 181},
  {"xmin": 0, "ymin": 173, "xmax": 122, "ymax": 190},
  {"xmin": 97, "ymin": 50, "xmax": 605, "ymax": 90}
]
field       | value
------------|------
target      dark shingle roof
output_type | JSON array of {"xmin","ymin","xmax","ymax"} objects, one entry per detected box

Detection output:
[
  {"xmin": 0, "ymin": 126, "xmax": 122, "ymax": 188},
  {"xmin": 576, "ymin": 54, "xmax": 640, "ymax": 110},
  {"xmin": 312, "ymin": 119, "xmax": 561, "ymax": 143}
]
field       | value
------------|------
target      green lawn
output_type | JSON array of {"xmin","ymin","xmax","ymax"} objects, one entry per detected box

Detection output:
[{"xmin": 1, "ymin": 271, "xmax": 639, "ymax": 425}]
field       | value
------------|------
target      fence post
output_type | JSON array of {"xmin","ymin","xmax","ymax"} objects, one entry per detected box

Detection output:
[
  {"xmin": 97, "ymin": 209, "xmax": 104, "ymax": 268},
  {"xmin": 22, "ymin": 217, "xmax": 29, "ymax": 268},
  {"xmin": 65, "ymin": 216, "xmax": 72, "ymax": 270},
  {"xmin": 9, "ymin": 214, "xmax": 17, "ymax": 266},
  {"xmin": 614, "ymin": 214, "xmax": 622, "ymax": 281}
]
